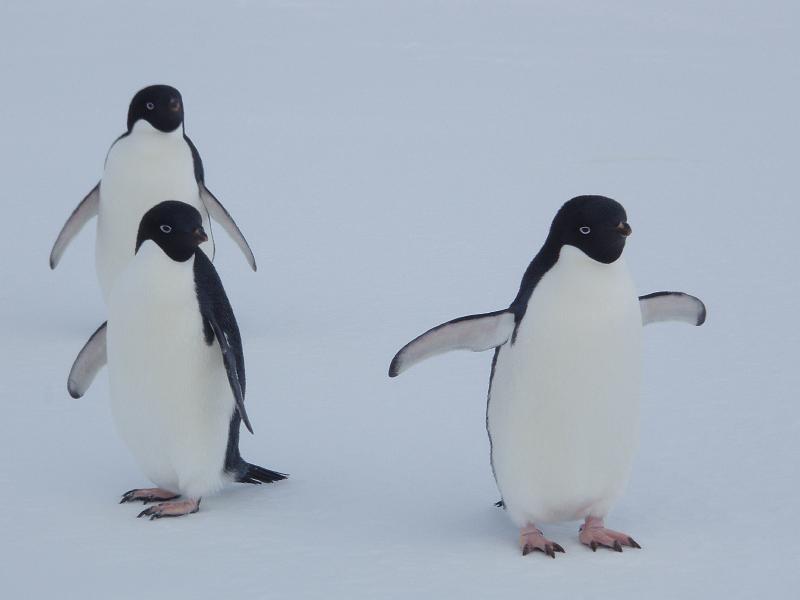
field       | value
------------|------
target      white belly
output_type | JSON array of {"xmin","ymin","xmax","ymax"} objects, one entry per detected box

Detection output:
[
  {"xmin": 96, "ymin": 123, "xmax": 212, "ymax": 302},
  {"xmin": 107, "ymin": 243, "xmax": 233, "ymax": 498},
  {"xmin": 487, "ymin": 245, "xmax": 642, "ymax": 526}
]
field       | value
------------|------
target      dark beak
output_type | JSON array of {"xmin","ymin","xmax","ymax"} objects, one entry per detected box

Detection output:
[
  {"xmin": 169, "ymin": 98, "xmax": 181, "ymax": 112},
  {"xmin": 617, "ymin": 222, "xmax": 632, "ymax": 237},
  {"xmin": 193, "ymin": 226, "xmax": 208, "ymax": 243}
]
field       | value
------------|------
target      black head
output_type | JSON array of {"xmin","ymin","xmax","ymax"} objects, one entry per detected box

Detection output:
[
  {"xmin": 136, "ymin": 201, "xmax": 207, "ymax": 262},
  {"xmin": 547, "ymin": 195, "xmax": 631, "ymax": 264},
  {"xmin": 127, "ymin": 85, "xmax": 184, "ymax": 132}
]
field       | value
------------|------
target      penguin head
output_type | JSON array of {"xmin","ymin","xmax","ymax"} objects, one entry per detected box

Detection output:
[
  {"xmin": 549, "ymin": 195, "xmax": 631, "ymax": 264},
  {"xmin": 136, "ymin": 201, "xmax": 208, "ymax": 262},
  {"xmin": 127, "ymin": 85, "xmax": 184, "ymax": 133}
]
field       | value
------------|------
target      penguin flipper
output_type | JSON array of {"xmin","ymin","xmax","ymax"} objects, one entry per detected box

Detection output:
[
  {"xmin": 68, "ymin": 321, "xmax": 107, "ymax": 399},
  {"xmin": 194, "ymin": 251, "xmax": 253, "ymax": 434},
  {"xmin": 50, "ymin": 182, "xmax": 100, "ymax": 269},
  {"xmin": 639, "ymin": 292, "xmax": 706, "ymax": 326},
  {"xmin": 389, "ymin": 310, "xmax": 515, "ymax": 377},
  {"xmin": 199, "ymin": 183, "xmax": 257, "ymax": 272},
  {"xmin": 209, "ymin": 316, "xmax": 253, "ymax": 434}
]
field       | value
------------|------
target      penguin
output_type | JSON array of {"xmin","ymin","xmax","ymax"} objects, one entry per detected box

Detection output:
[
  {"xmin": 90, "ymin": 200, "xmax": 285, "ymax": 519},
  {"xmin": 389, "ymin": 195, "xmax": 706, "ymax": 557},
  {"xmin": 49, "ymin": 84, "xmax": 257, "ymax": 303}
]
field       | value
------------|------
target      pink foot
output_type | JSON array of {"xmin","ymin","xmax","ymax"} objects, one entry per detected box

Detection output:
[
  {"xmin": 519, "ymin": 524, "xmax": 566, "ymax": 558},
  {"xmin": 579, "ymin": 516, "xmax": 641, "ymax": 552},
  {"xmin": 137, "ymin": 498, "xmax": 201, "ymax": 520},
  {"xmin": 120, "ymin": 488, "xmax": 180, "ymax": 504}
]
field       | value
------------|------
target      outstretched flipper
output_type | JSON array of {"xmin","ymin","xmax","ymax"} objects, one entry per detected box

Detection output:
[
  {"xmin": 639, "ymin": 292, "xmax": 706, "ymax": 326},
  {"xmin": 50, "ymin": 183, "xmax": 100, "ymax": 269},
  {"xmin": 68, "ymin": 322, "xmax": 107, "ymax": 399},
  {"xmin": 389, "ymin": 310, "xmax": 515, "ymax": 377},
  {"xmin": 194, "ymin": 251, "xmax": 253, "ymax": 434},
  {"xmin": 200, "ymin": 184, "xmax": 257, "ymax": 272}
]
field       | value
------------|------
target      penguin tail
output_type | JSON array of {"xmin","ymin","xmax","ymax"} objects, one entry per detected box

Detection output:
[{"xmin": 237, "ymin": 462, "xmax": 288, "ymax": 485}]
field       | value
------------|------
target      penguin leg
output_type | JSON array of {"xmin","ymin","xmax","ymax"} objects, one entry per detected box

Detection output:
[
  {"xmin": 137, "ymin": 498, "xmax": 201, "ymax": 520},
  {"xmin": 579, "ymin": 516, "xmax": 641, "ymax": 552},
  {"xmin": 519, "ymin": 524, "xmax": 565, "ymax": 558},
  {"xmin": 120, "ymin": 488, "xmax": 180, "ymax": 504}
]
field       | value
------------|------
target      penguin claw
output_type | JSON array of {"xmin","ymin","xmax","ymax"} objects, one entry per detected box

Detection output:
[
  {"xmin": 120, "ymin": 488, "xmax": 180, "ymax": 504},
  {"xmin": 579, "ymin": 517, "xmax": 641, "ymax": 553},
  {"xmin": 133, "ymin": 498, "xmax": 200, "ymax": 520},
  {"xmin": 519, "ymin": 525, "xmax": 564, "ymax": 559}
]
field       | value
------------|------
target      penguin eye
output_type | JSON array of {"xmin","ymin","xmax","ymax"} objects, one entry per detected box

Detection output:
[
  {"xmin": 160, "ymin": 225, "xmax": 172, "ymax": 234},
  {"xmin": 579, "ymin": 226, "xmax": 591, "ymax": 235},
  {"xmin": 146, "ymin": 102, "xmax": 155, "ymax": 110}
]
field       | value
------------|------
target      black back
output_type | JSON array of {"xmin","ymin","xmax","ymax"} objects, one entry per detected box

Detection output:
[
  {"xmin": 193, "ymin": 251, "xmax": 245, "ymax": 395},
  {"xmin": 184, "ymin": 134, "xmax": 205, "ymax": 183},
  {"xmin": 194, "ymin": 252, "xmax": 285, "ymax": 483},
  {"xmin": 193, "ymin": 250, "xmax": 252, "ymax": 473}
]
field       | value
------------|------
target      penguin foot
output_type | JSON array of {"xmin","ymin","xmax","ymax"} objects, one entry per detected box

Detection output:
[
  {"xmin": 579, "ymin": 516, "xmax": 641, "ymax": 552},
  {"xmin": 519, "ymin": 524, "xmax": 565, "ymax": 558},
  {"xmin": 137, "ymin": 498, "xmax": 201, "ymax": 520},
  {"xmin": 120, "ymin": 488, "xmax": 180, "ymax": 504}
]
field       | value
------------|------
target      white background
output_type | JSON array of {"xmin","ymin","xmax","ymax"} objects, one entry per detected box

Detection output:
[{"xmin": 1, "ymin": 1, "xmax": 798, "ymax": 597}]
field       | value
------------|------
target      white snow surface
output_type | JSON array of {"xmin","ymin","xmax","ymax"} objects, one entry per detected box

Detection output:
[{"xmin": 1, "ymin": 1, "xmax": 798, "ymax": 598}]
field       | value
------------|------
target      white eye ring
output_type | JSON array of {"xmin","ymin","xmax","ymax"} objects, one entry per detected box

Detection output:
[
  {"xmin": 160, "ymin": 225, "xmax": 172, "ymax": 234},
  {"xmin": 579, "ymin": 226, "xmax": 591, "ymax": 235},
  {"xmin": 146, "ymin": 102, "xmax": 155, "ymax": 110}
]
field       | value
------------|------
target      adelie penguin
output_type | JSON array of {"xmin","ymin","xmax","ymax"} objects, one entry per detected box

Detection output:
[
  {"xmin": 54, "ymin": 84, "xmax": 256, "ymax": 397},
  {"xmin": 96, "ymin": 201, "xmax": 284, "ymax": 519},
  {"xmin": 49, "ymin": 84, "xmax": 257, "ymax": 302},
  {"xmin": 389, "ymin": 195, "xmax": 706, "ymax": 557}
]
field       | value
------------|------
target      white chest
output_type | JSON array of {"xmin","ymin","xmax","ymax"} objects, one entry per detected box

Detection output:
[
  {"xmin": 487, "ymin": 246, "xmax": 642, "ymax": 525},
  {"xmin": 106, "ymin": 244, "xmax": 232, "ymax": 497},
  {"xmin": 101, "ymin": 125, "xmax": 199, "ymax": 216},
  {"xmin": 95, "ymin": 124, "xmax": 210, "ymax": 300}
]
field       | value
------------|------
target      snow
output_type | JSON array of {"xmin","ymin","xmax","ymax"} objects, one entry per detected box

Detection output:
[{"xmin": 1, "ymin": 1, "xmax": 798, "ymax": 597}]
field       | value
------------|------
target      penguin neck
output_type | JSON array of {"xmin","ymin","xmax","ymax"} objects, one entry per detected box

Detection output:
[
  {"xmin": 129, "ymin": 119, "xmax": 185, "ymax": 140},
  {"xmin": 113, "ymin": 241, "xmax": 198, "ymax": 314},
  {"xmin": 135, "ymin": 237, "xmax": 199, "ymax": 264},
  {"xmin": 509, "ymin": 242, "xmax": 628, "ymax": 340},
  {"xmin": 554, "ymin": 244, "xmax": 629, "ymax": 281}
]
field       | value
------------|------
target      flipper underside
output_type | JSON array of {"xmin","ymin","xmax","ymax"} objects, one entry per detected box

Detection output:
[
  {"xmin": 639, "ymin": 292, "xmax": 706, "ymax": 326},
  {"xmin": 200, "ymin": 183, "xmax": 257, "ymax": 272},
  {"xmin": 389, "ymin": 310, "xmax": 515, "ymax": 377},
  {"xmin": 68, "ymin": 321, "xmax": 107, "ymax": 399},
  {"xmin": 50, "ymin": 183, "xmax": 100, "ymax": 269}
]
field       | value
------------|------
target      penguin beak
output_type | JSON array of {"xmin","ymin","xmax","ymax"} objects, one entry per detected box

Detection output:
[
  {"xmin": 193, "ymin": 227, "xmax": 208, "ymax": 244},
  {"xmin": 616, "ymin": 222, "xmax": 632, "ymax": 237},
  {"xmin": 169, "ymin": 98, "xmax": 181, "ymax": 112}
]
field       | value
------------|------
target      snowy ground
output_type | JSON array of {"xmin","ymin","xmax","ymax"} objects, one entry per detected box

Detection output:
[{"xmin": 1, "ymin": 1, "xmax": 798, "ymax": 598}]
